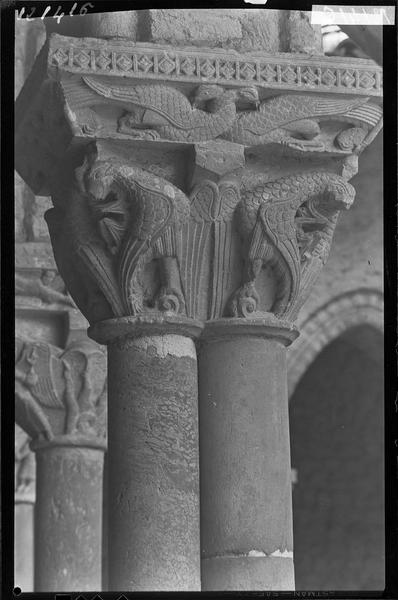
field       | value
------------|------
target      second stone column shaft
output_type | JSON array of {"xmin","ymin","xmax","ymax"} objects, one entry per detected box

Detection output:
[{"xmin": 198, "ymin": 323, "xmax": 296, "ymax": 590}]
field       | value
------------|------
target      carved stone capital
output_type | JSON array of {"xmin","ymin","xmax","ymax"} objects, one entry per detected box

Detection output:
[
  {"xmin": 15, "ymin": 33, "xmax": 383, "ymax": 328},
  {"xmin": 15, "ymin": 337, "xmax": 107, "ymax": 451}
]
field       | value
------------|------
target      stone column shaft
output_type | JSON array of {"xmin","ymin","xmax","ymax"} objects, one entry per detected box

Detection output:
[
  {"xmin": 199, "ymin": 319, "xmax": 297, "ymax": 590},
  {"xmin": 15, "ymin": 425, "xmax": 36, "ymax": 592},
  {"xmin": 15, "ymin": 502, "xmax": 34, "ymax": 591},
  {"xmin": 91, "ymin": 318, "xmax": 202, "ymax": 591},
  {"xmin": 34, "ymin": 446, "xmax": 103, "ymax": 591},
  {"xmin": 15, "ymin": 336, "xmax": 107, "ymax": 591}
]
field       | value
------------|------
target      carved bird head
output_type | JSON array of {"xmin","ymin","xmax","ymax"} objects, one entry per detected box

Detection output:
[
  {"xmin": 192, "ymin": 85, "xmax": 259, "ymax": 110},
  {"xmin": 235, "ymin": 86, "xmax": 260, "ymax": 109},
  {"xmin": 325, "ymin": 178, "xmax": 356, "ymax": 210},
  {"xmin": 86, "ymin": 162, "xmax": 117, "ymax": 201},
  {"xmin": 192, "ymin": 85, "xmax": 226, "ymax": 108},
  {"xmin": 85, "ymin": 161, "xmax": 129, "ymax": 254}
]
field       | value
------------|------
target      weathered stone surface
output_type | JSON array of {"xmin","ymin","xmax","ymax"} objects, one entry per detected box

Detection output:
[
  {"xmin": 202, "ymin": 556, "xmax": 294, "ymax": 591},
  {"xmin": 15, "ymin": 337, "xmax": 107, "ymax": 449},
  {"xmin": 15, "ymin": 424, "xmax": 36, "ymax": 592},
  {"xmin": 286, "ymin": 11, "xmax": 323, "ymax": 55},
  {"xmin": 15, "ymin": 503, "xmax": 34, "ymax": 592},
  {"xmin": 15, "ymin": 337, "xmax": 107, "ymax": 592},
  {"xmin": 15, "ymin": 243, "xmax": 56, "ymax": 269},
  {"xmin": 235, "ymin": 9, "xmax": 281, "ymax": 53},
  {"xmin": 15, "ymin": 173, "xmax": 28, "ymax": 242},
  {"xmin": 146, "ymin": 9, "xmax": 242, "ymax": 47},
  {"xmin": 15, "ymin": 425, "xmax": 35, "ymax": 503},
  {"xmin": 16, "ymin": 269, "xmax": 75, "ymax": 308},
  {"xmin": 199, "ymin": 320, "xmax": 296, "ymax": 590},
  {"xmin": 103, "ymin": 330, "xmax": 200, "ymax": 590},
  {"xmin": 31, "ymin": 196, "xmax": 52, "ymax": 241},
  {"xmin": 194, "ymin": 140, "xmax": 245, "ymax": 177},
  {"xmin": 289, "ymin": 327, "xmax": 384, "ymax": 589},
  {"xmin": 45, "ymin": 10, "xmax": 139, "ymax": 40},
  {"xmin": 15, "ymin": 19, "xmax": 45, "ymax": 98},
  {"xmin": 34, "ymin": 446, "xmax": 104, "ymax": 591},
  {"xmin": 43, "ymin": 34, "xmax": 383, "ymax": 95}
]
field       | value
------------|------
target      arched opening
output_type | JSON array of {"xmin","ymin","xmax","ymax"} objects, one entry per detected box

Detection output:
[{"xmin": 289, "ymin": 324, "xmax": 384, "ymax": 590}]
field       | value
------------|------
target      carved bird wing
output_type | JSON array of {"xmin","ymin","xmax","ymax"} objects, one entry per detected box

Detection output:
[
  {"xmin": 82, "ymin": 76, "xmax": 198, "ymax": 129},
  {"xmin": 236, "ymin": 94, "xmax": 370, "ymax": 136},
  {"xmin": 45, "ymin": 205, "xmax": 125, "ymax": 319},
  {"xmin": 15, "ymin": 380, "xmax": 54, "ymax": 440},
  {"xmin": 118, "ymin": 182, "xmax": 176, "ymax": 309},
  {"xmin": 343, "ymin": 101, "xmax": 383, "ymax": 128},
  {"xmin": 16, "ymin": 341, "xmax": 63, "ymax": 409},
  {"xmin": 258, "ymin": 201, "xmax": 302, "ymax": 316},
  {"xmin": 238, "ymin": 186, "xmax": 264, "ymax": 238}
]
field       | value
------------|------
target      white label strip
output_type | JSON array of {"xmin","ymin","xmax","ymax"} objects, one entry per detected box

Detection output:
[{"xmin": 312, "ymin": 5, "xmax": 395, "ymax": 25}]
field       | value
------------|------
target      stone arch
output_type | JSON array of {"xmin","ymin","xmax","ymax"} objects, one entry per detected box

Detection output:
[
  {"xmin": 287, "ymin": 288, "xmax": 383, "ymax": 397},
  {"xmin": 287, "ymin": 296, "xmax": 384, "ymax": 590}
]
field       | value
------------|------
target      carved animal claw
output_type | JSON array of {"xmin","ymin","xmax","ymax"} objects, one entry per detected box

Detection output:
[{"xmin": 117, "ymin": 115, "xmax": 161, "ymax": 140}]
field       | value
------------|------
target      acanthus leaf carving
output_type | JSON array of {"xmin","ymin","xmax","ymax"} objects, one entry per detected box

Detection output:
[
  {"xmin": 15, "ymin": 337, "xmax": 107, "ymax": 450},
  {"xmin": 180, "ymin": 176, "xmax": 241, "ymax": 320}
]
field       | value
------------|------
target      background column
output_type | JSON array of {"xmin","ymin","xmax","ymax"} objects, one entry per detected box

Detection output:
[
  {"xmin": 14, "ymin": 426, "xmax": 35, "ymax": 592},
  {"xmin": 15, "ymin": 337, "xmax": 107, "ymax": 592},
  {"xmin": 34, "ymin": 445, "xmax": 104, "ymax": 591}
]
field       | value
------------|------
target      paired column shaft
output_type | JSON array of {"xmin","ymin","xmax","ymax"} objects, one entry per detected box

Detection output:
[
  {"xmin": 199, "ymin": 319, "xmax": 298, "ymax": 590},
  {"xmin": 90, "ymin": 317, "xmax": 202, "ymax": 591}
]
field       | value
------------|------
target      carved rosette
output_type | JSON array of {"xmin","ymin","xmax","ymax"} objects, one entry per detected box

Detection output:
[
  {"xmin": 15, "ymin": 337, "xmax": 107, "ymax": 451},
  {"xmin": 15, "ymin": 33, "xmax": 383, "ymax": 329}
]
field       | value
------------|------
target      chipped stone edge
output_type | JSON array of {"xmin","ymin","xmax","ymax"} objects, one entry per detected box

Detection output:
[{"xmin": 133, "ymin": 334, "xmax": 197, "ymax": 360}]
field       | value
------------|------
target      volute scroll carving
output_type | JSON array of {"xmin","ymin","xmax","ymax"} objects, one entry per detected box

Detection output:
[{"xmin": 15, "ymin": 337, "xmax": 107, "ymax": 451}]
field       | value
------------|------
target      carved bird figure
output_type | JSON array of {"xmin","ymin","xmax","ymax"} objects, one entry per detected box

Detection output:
[
  {"xmin": 229, "ymin": 172, "xmax": 355, "ymax": 319},
  {"xmin": 222, "ymin": 93, "xmax": 382, "ymax": 150},
  {"xmin": 84, "ymin": 160, "xmax": 190, "ymax": 315},
  {"xmin": 63, "ymin": 76, "xmax": 259, "ymax": 142},
  {"xmin": 15, "ymin": 341, "xmax": 58, "ymax": 442}
]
